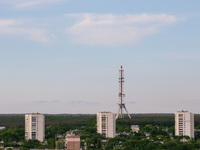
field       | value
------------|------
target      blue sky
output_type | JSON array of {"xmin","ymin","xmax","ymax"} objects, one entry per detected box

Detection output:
[{"xmin": 0, "ymin": 0, "xmax": 200, "ymax": 114}]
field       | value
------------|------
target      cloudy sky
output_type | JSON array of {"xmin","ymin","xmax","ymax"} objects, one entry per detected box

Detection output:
[{"xmin": 0, "ymin": 0, "xmax": 200, "ymax": 114}]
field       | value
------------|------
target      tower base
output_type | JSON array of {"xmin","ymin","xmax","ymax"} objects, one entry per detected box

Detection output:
[{"xmin": 116, "ymin": 103, "xmax": 131, "ymax": 119}]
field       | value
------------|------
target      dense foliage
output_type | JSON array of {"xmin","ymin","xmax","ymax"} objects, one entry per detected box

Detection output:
[{"xmin": 1, "ymin": 114, "xmax": 200, "ymax": 149}]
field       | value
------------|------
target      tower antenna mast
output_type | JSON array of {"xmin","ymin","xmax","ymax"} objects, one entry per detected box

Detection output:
[{"xmin": 116, "ymin": 66, "xmax": 131, "ymax": 119}]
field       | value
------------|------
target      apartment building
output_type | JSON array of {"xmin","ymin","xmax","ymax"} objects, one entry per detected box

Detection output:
[
  {"xmin": 97, "ymin": 112, "xmax": 116, "ymax": 138},
  {"xmin": 25, "ymin": 113, "xmax": 45, "ymax": 142},
  {"xmin": 175, "ymin": 110, "xmax": 194, "ymax": 139}
]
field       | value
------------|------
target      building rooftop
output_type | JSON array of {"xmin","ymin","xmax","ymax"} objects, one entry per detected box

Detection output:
[
  {"xmin": 177, "ymin": 110, "xmax": 189, "ymax": 113},
  {"xmin": 25, "ymin": 113, "xmax": 43, "ymax": 115},
  {"xmin": 0, "ymin": 127, "xmax": 5, "ymax": 130}
]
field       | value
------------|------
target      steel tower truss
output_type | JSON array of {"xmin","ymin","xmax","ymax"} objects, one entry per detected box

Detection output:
[{"xmin": 116, "ymin": 66, "xmax": 131, "ymax": 119}]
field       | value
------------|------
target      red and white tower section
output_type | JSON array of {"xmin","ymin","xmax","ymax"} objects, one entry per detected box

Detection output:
[{"xmin": 116, "ymin": 66, "xmax": 131, "ymax": 119}]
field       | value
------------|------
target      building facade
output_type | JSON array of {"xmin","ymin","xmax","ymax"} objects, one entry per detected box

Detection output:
[
  {"xmin": 65, "ymin": 133, "xmax": 80, "ymax": 150},
  {"xmin": 97, "ymin": 112, "xmax": 116, "ymax": 138},
  {"xmin": 175, "ymin": 110, "xmax": 194, "ymax": 139},
  {"xmin": 131, "ymin": 125, "xmax": 140, "ymax": 133},
  {"xmin": 25, "ymin": 113, "xmax": 45, "ymax": 142}
]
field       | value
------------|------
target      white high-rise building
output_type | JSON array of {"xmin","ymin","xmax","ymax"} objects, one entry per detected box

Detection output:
[
  {"xmin": 97, "ymin": 112, "xmax": 116, "ymax": 138},
  {"xmin": 175, "ymin": 110, "xmax": 194, "ymax": 139},
  {"xmin": 25, "ymin": 113, "xmax": 45, "ymax": 142}
]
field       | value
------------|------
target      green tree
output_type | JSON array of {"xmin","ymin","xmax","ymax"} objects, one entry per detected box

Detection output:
[{"xmin": 56, "ymin": 140, "xmax": 65, "ymax": 149}]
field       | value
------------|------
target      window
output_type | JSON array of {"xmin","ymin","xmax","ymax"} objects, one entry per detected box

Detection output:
[
  {"xmin": 32, "ymin": 132, "xmax": 36, "ymax": 140},
  {"xmin": 102, "ymin": 116, "xmax": 106, "ymax": 122},
  {"xmin": 102, "ymin": 133, "xmax": 106, "ymax": 137},
  {"xmin": 102, "ymin": 123, "xmax": 106, "ymax": 129},
  {"xmin": 32, "ymin": 116, "xmax": 36, "ymax": 122}
]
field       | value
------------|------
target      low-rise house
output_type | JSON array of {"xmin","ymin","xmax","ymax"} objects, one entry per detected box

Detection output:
[
  {"xmin": 144, "ymin": 132, "xmax": 150, "ymax": 137},
  {"xmin": 131, "ymin": 125, "xmax": 140, "ymax": 133},
  {"xmin": 65, "ymin": 132, "xmax": 80, "ymax": 150},
  {"xmin": 180, "ymin": 138, "xmax": 190, "ymax": 142},
  {"xmin": 0, "ymin": 127, "xmax": 5, "ymax": 130}
]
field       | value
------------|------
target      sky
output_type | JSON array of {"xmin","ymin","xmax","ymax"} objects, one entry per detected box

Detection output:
[{"xmin": 0, "ymin": 0, "xmax": 200, "ymax": 114}]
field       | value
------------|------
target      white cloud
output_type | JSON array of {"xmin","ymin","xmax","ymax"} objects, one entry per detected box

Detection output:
[
  {"xmin": 0, "ymin": 19, "xmax": 51, "ymax": 43},
  {"xmin": 167, "ymin": 52, "xmax": 200, "ymax": 61},
  {"xmin": 0, "ymin": 0, "xmax": 63, "ymax": 8},
  {"xmin": 0, "ymin": 20, "xmax": 16, "ymax": 27},
  {"xmin": 32, "ymin": 100, "xmax": 61, "ymax": 104},
  {"xmin": 15, "ymin": 0, "xmax": 63, "ymax": 8},
  {"xmin": 67, "ymin": 13, "xmax": 184, "ymax": 46},
  {"xmin": 70, "ymin": 100, "xmax": 100, "ymax": 105}
]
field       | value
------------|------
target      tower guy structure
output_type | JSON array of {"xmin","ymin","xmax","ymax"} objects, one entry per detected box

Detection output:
[{"xmin": 116, "ymin": 66, "xmax": 131, "ymax": 119}]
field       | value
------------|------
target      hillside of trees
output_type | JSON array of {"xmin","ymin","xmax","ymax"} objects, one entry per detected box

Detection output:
[{"xmin": 1, "ymin": 114, "xmax": 200, "ymax": 149}]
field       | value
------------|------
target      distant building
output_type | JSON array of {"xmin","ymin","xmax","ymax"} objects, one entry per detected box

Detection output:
[
  {"xmin": 65, "ymin": 133, "xmax": 80, "ymax": 150},
  {"xmin": 97, "ymin": 112, "xmax": 116, "ymax": 138},
  {"xmin": 131, "ymin": 125, "xmax": 140, "ymax": 133},
  {"xmin": 144, "ymin": 132, "xmax": 150, "ymax": 137},
  {"xmin": 25, "ymin": 113, "xmax": 45, "ymax": 142},
  {"xmin": 180, "ymin": 138, "xmax": 190, "ymax": 142},
  {"xmin": 175, "ymin": 110, "xmax": 194, "ymax": 139},
  {"xmin": 0, "ymin": 127, "xmax": 5, "ymax": 130}
]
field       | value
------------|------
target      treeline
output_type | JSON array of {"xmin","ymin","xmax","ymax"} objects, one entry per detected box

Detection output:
[
  {"xmin": 2, "ymin": 113, "xmax": 200, "ymax": 128},
  {"xmin": 0, "ymin": 114, "xmax": 95, "ymax": 127},
  {"xmin": 1, "ymin": 114, "xmax": 200, "ymax": 149},
  {"xmin": 0, "ymin": 115, "xmax": 97, "ymax": 149}
]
